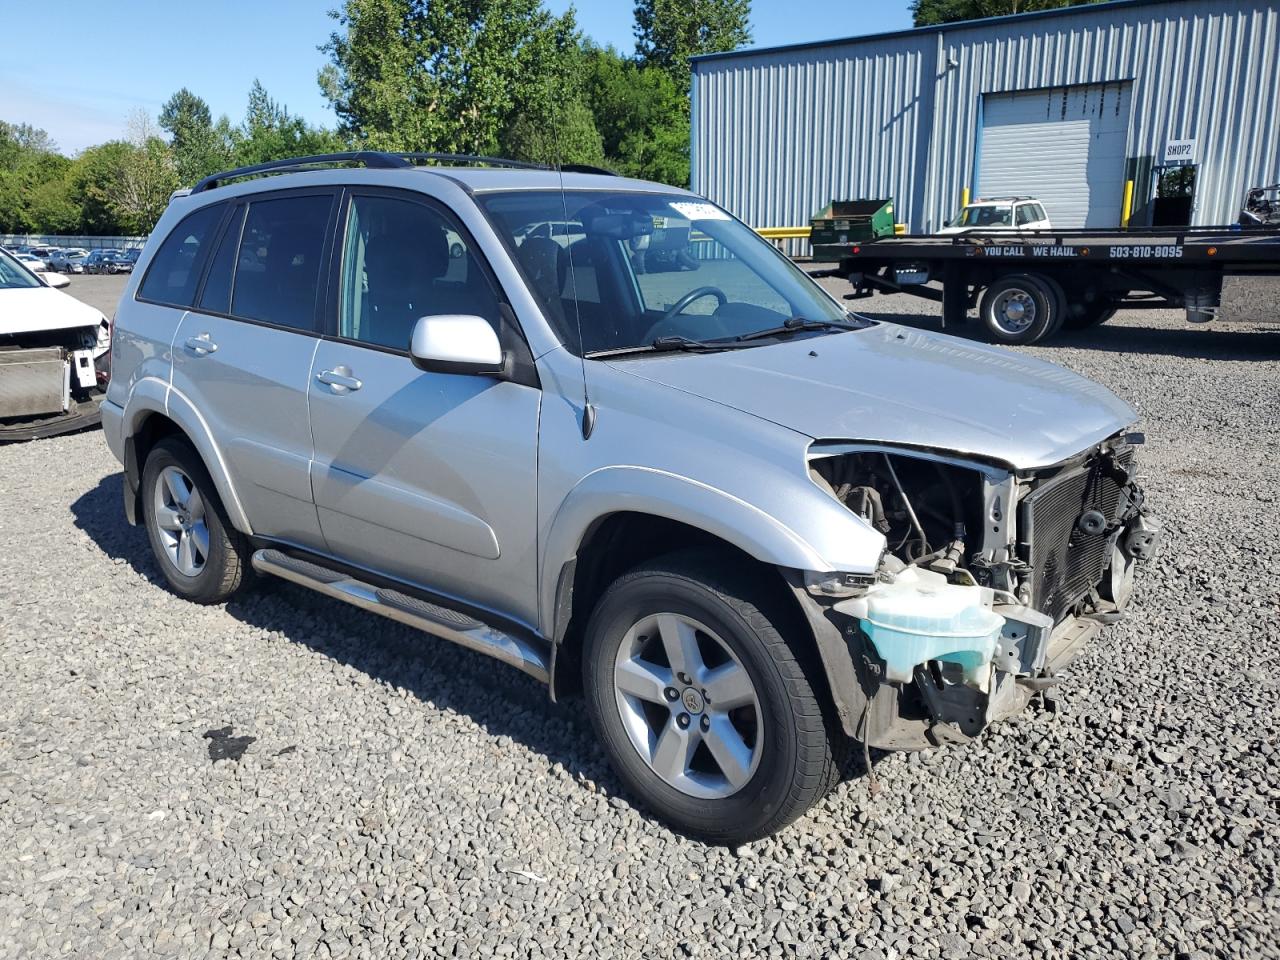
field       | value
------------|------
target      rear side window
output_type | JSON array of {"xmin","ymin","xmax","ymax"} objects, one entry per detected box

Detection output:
[
  {"xmin": 138, "ymin": 203, "xmax": 225, "ymax": 307},
  {"xmin": 1016, "ymin": 204, "xmax": 1036, "ymax": 226},
  {"xmin": 231, "ymin": 194, "xmax": 332, "ymax": 331},
  {"xmin": 197, "ymin": 205, "xmax": 246, "ymax": 315}
]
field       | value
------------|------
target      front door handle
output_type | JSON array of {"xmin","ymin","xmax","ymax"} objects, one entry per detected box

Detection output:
[
  {"xmin": 316, "ymin": 366, "xmax": 363, "ymax": 394},
  {"xmin": 184, "ymin": 334, "xmax": 218, "ymax": 355}
]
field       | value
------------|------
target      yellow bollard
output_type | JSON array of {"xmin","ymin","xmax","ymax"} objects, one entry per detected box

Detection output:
[
  {"xmin": 961, "ymin": 187, "xmax": 970, "ymax": 209},
  {"xmin": 1121, "ymin": 179, "xmax": 1134, "ymax": 230}
]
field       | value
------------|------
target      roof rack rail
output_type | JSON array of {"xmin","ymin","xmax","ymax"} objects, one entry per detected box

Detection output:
[
  {"xmin": 393, "ymin": 152, "xmax": 543, "ymax": 170},
  {"xmin": 189, "ymin": 150, "xmax": 619, "ymax": 195},
  {"xmin": 394, "ymin": 153, "xmax": 617, "ymax": 176},
  {"xmin": 190, "ymin": 151, "xmax": 410, "ymax": 194}
]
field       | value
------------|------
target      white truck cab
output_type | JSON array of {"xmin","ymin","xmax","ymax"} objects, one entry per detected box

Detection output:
[{"xmin": 938, "ymin": 197, "xmax": 1051, "ymax": 234}]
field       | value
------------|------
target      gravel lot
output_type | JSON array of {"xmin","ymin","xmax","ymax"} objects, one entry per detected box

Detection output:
[{"xmin": 2, "ymin": 274, "xmax": 1279, "ymax": 959}]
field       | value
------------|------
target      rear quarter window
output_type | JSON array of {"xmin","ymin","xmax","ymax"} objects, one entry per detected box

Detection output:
[{"xmin": 137, "ymin": 203, "xmax": 225, "ymax": 307}]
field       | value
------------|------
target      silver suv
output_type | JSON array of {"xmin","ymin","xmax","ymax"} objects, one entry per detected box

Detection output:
[{"xmin": 103, "ymin": 152, "xmax": 1159, "ymax": 843}]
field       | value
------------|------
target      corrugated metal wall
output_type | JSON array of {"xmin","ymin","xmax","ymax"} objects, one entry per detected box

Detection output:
[{"xmin": 692, "ymin": 0, "xmax": 1280, "ymax": 238}]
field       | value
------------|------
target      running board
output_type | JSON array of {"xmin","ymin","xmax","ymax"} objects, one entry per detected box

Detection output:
[{"xmin": 250, "ymin": 549, "xmax": 550, "ymax": 682}]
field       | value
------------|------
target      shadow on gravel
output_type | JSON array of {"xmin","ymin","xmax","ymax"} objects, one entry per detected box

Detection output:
[
  {"xmin": 70, "ymin": 471, "xmax": 166, "ymax": 586},
  {"xmin": 852, "ymin": 310, "xmax": 1280, "ymax": 360},
  {"xmin": 71, "ymin": 472, "xmax": 878, "ymax": 830}
]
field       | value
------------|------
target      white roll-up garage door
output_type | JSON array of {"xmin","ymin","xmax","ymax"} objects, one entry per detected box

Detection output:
[{"xmin": 977, "ymin": 83, "xmax": 1132, "ymax": 229}]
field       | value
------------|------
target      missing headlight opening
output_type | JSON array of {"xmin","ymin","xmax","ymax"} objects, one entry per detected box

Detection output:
[
  {"xmin": 810, "ymin": 450, "xmax": 982, "ymax": 570},
  {"xmin": 807, "ymin": 442, "xmax": 1158, "ymax": 749}
]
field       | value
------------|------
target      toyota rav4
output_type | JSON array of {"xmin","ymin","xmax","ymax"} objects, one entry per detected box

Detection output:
[{"xmin": 102, "ymin": 153, "xmax": 1158, "ymax": 843}]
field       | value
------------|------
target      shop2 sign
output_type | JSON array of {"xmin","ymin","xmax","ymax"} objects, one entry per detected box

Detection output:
[{"xmin": 1163, "ymin": 139, "xmax": 1197, "ymax": 165}]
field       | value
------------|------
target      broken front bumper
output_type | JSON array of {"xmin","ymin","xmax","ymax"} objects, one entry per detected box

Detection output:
[{"xmin": 827, "ymin": 512, "xmax": 1160, "ymax": 750}]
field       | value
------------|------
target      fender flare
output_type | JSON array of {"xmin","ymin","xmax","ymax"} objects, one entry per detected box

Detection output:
[
  {"xmin": 538, "ymin": 465, "xmax": 832, "ymax": 638},
  {"xmin": 122, "ymin": 379, "xmax": 254, "ymax": 535}
]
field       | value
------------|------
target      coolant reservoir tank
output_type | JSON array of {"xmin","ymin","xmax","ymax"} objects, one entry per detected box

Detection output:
[{"xmin": 836, "ymin": 567, "xmax": 1005, "ymax": 686}]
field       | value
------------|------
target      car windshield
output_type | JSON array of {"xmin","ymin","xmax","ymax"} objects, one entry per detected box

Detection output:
[
  {"xmin": 0, "ymin": 250, "xmax": 43, "ymax": 289},
  {"xmin": 950, "ymin": 204, "xmax": 1013, "ymax": 228},
  {"xmin": 479, "ymin": 190, "xmax": 854, "ymax": 356}
]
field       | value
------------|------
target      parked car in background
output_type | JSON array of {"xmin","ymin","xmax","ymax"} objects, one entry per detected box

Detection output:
[
  {"xmin": 105, "ymin": 250, "xmax": 135, "ymax": 274},
  {"xmin": 15, "ymin": 252, "xmax": 48, "ymax": 271},
  {"xmin": 0, "ymin": 249, "xmax": 109, "ymax": 440},
  {"xmin": 103, "ymin": 153, "xmax": 1159, "ymax": 843},
  {"xmin": 83, "ymin": 249, "xmax": 132, "ymax": 274},
  {"xmin": 48, "ymin": 249, "xmax": 89, "ymax": 274},
  {"xmin": 938, "ymin": 197, "xmax": 1051, "ymax": 234}
]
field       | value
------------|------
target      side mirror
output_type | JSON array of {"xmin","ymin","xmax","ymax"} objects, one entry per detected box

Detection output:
[{"xmin": 409, "ymin": 314, "xmax": 506, "ymax": 376}]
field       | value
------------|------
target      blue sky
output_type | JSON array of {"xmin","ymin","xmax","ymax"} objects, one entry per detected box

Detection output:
[{"xmin": 0, "ymin": 1, "xmax": 912, "ymax": 154}]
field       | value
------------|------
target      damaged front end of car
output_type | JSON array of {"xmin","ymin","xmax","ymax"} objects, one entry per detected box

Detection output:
[{"xmin": 797, "ymin": 437, "xmax": 1158, "ymax": 750}]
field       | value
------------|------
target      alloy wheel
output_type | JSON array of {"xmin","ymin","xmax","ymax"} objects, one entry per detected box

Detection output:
[
  {"xmin": 152, "ymin": 465, "xmax": 210, "ymax": 577},
  {"xmin": 612, "ymin": 612, "xmax": 763, "ymax": 800}
]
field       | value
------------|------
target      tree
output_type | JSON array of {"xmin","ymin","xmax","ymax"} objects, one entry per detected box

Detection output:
[
  {"xmin": 320, "ymin": 0, "xmax": 582, "ymax": 156},
  {"xmin": 910, "ymin": 0, "xmax": 1105, "ymax": 26},
  {"xmin": 231, "ymin": 80, "xmax": 344, "ymax": 167},
  {"xmin": 0, "ymin": 122, "xmax": 77, "ymax": 233},
  {"xmin": 159, "ymin": 88, "xmax": 232, "ymax": 184},
  {"xmin": 580, "ymin": 43, "xmax": 688, "ymax": 185},
  {"xmin": 501, "ymin": 97, "xmax": 605, "ymax": 167},
  {"xmin": 633, "ymin": 0, "xmax": 751, "ymax": 91},
  {"xmin": 70, "ymin": 142, "xmax": 136, "ymax": 234},
  {"xmin": 96, "ymin": 112, "xmax": 180, "ymax": 234}
]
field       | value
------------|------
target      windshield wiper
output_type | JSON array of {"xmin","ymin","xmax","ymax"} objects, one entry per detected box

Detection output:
[
  {"xmin": 735, "ymin": 315, "xmax": 870, "ymax": 342},
  {"xmin": 586, "ymin": 335, "xmax": 754, "ymax": 359}
]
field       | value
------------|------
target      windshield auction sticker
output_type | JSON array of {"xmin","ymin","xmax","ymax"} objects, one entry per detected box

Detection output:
[{"xmin": 669, "ymin": 201, "xmax": 730, "ymax": 221}]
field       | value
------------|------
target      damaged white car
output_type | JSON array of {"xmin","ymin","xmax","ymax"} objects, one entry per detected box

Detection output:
[
  {"xmin": 104, "ymin": 162, "xmax": 1158, "ymax": 843},
  {"xmin": 1, "ymin": 248, "xmax": 110, "ymax": 440}
]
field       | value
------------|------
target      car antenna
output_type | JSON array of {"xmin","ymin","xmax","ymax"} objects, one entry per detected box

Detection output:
[{"xmin": 550, "ymin": 114, "xmax": 595, "ymax": 439}]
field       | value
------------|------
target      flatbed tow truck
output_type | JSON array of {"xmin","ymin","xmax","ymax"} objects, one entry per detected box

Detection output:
[{"xmin": 809, "ymin": 226, "xmax": 1280, "ymax": 345}]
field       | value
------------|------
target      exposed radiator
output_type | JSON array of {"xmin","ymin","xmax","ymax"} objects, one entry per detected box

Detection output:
[
  {"xmin": 1020, "ymin": 450, "xmax": 1133, "ymax": 622},
  {"xmin": 0, "ymin": 347, "xmax": 66, "ymax": 419}
]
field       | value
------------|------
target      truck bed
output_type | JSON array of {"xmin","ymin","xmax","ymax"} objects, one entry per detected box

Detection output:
[{"xmin": 815, "ymin": 227, "xmax": 1280, "ymax": 268}]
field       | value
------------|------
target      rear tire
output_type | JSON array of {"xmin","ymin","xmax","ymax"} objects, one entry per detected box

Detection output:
[
  {"xmin": 141, "ymin": 437, "xmax": 250, "ymax": 604},
  {"xmin": 978, "ymin": 274, "xmax": 1060, "ymax": 345},
  {"xmin": 582, "ymin": 550, "xmax": 845, "ymax": 844}
]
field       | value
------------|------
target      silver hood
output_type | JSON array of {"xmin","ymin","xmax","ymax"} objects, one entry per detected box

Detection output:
[{"xmin": 610, "ymin": 323, "xmax": 1137, "ymax": 469}]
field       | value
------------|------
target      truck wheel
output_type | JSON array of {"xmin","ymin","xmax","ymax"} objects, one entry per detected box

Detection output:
[
  {"xmin": 582, "ymin": 551, "xmax": 845, "ymax": 844},
  {"xmin": 978, "ymin": 275, "xmax": 1058, "ymax": 345},
  {"xmin": 141, "ymin": 436, "xmax": 250, "ymax": 604},
  {"xmin": 1064, "ymin": 299, "xmax": 1117, "ymax": 329},
  {"xmin": 1037, "ymin": 274, "xmax": 1070, "ymax": 337}
]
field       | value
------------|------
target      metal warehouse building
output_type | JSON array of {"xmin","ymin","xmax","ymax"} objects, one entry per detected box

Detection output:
[{"xmin": 690, "ymin": 0, "xmax": 1280, "ymax": 236}]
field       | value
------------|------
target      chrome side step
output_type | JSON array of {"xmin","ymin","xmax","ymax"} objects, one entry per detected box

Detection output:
[{"xmin": 250, "ymin": 549, "xmax": 550, "ymax": 682}]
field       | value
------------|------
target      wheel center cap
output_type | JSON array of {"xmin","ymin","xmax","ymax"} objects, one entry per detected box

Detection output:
[
  {"xmin": 681, "ymin": 688, "xmax": 705, "ymax": 714},
  {"xmin": 1006, "ymin": 300, "xmax": 1027, "ymax": 321}
]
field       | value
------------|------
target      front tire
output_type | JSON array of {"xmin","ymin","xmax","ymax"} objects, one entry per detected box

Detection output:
[
  {"xmin": 582, "ymin": 552, "xmax": 844, "ymax": 844},
  {"xmin": 141, "ymin": 437, "xmax": 249, "ymax": 604}
]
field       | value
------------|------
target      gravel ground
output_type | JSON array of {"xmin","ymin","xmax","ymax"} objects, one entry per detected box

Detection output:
[{"xmin": 2, "ymin": 275, "xmax": 1279, "ymax": 959}]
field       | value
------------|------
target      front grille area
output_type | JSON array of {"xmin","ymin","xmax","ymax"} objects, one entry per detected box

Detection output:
[{"xmin": 1020, "ymin": 450, "xmax": 1133, "ymax": 622}]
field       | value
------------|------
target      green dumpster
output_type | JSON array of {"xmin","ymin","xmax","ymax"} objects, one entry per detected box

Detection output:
[{"xmin": 809, "ymin": 199, "xmax": 896, "ymax": 246}]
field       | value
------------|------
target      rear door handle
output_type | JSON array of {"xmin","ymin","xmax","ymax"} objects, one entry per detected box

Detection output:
[
  {"xmin": 316, "ymin": 367, "xmax": 363, "ymax": 394},
  {"xmin": 184, "ymin": 334, "xmax": 218, "ymax": 355}
]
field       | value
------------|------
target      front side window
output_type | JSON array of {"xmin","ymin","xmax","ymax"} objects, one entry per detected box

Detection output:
[
  {"xmin": 231, "ymin": 194, "xmax": 332, "ymax": 331},
  {"xmin": 338, "ymin": 194, "xmax": 501, "ymax": 351},
  {"xmin": 138, "ymin": 203, "xmax": 225, "ymax": 307},
  {"xmin": 479, "ymin": 190, "xmax": 849, "ymax": 355}
]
